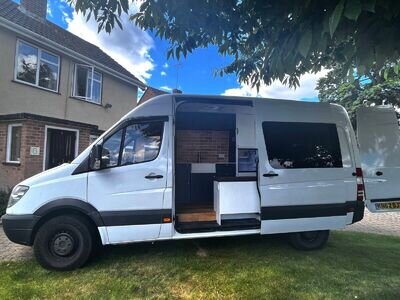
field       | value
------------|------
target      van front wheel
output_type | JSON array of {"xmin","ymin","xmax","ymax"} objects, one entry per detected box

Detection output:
[
  {"xmin": 33, "ymin": 215, "xmax": 93, "ymax": 271},
  {"xmin": 289, "ymin": 230, "xmax": 330, "ymax": 250}
]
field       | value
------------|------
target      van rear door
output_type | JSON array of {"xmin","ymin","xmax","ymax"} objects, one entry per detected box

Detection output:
[{"xmin": 356, "ymin": 106, "xmax": 400, "ymax": 212}]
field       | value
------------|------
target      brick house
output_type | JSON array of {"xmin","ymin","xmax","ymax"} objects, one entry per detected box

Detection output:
[{"xmin": 0, "ymin": 0, "xmax": 145, "ymax": 190}]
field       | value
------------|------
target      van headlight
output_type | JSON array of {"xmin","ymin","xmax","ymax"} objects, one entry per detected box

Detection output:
[{"xmin": 8, "ymin": 185, "xmax": 29, "ymax": 208}]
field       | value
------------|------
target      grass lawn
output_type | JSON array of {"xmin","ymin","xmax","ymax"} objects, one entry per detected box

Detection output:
[{"xmin": 0, "ymin": 231, "xmax": 399, "ymax": 299}]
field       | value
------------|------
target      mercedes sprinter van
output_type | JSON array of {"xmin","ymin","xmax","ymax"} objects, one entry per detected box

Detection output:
[{"xmin": 3, "ymin": 95, "xmax": 398, "ymax": 270}]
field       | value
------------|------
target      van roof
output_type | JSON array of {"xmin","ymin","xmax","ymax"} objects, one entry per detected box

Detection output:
[
  {"xmin": 126, "ymin": 93, "xmax": 342, "ymax": 119},
  {"xmin": 149, "ymin": 93, "xmax": 342, "ymax": 106}
]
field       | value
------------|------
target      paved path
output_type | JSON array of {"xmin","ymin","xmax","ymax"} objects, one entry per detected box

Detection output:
[
  {"xmin": 0, "ymin": 210, "xmax": 399, "ymax": 262},
  {"xmin": 0, "ymin": 225, "xmax": 33, "ymax": 262},
  {"xmin": 344, "ymin": 210, "xmax": 400, "ymax": 236}
]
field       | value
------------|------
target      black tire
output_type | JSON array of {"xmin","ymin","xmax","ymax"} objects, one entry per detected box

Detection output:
[
  {"xmin": 33, "ymin": 215, "xmax": 93, "ymax": 271},
  {"xmin": 289, "ymin": 230, "xmax": 330, "ymax": 250}
]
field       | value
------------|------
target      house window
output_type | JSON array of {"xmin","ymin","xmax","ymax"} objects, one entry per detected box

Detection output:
[
  {"xmin": 89, "ymin": 135, "xmax": 99, "ymax": 145},
  {"xmin": 6, "ymin": 124, "xmax": 22, "ymax": 163},
  {"xmin": 73, "ymin": 64, "xmax": 102, "ymax": 104},
  {"xmin": 15, "ymin": 40, "xmax": 60, "ymax": 92}
]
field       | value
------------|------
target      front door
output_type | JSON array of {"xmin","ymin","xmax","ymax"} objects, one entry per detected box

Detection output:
[
  {"xmin": 46, "ymin": 128, "xmax": 77, "ymax": 169},
  {"xmin": 357, "ymin": 106, "xmax": 400, "ymax": 212},
  {"xmin": 88, "ymin": 117, "xmax": 170, "ymax": 244}
]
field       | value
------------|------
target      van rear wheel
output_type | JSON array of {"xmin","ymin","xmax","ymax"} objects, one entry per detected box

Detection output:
[
  {"xmin": 289, "ymin": 230, "xmax": 330, "ymax": 250},
  {"xmin": 33, "ymin": 215, "xmax": 93, "ymax": 271}
]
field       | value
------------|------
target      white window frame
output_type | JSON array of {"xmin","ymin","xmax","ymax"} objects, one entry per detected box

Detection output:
[
  {"xmin": 6, "ymin": 124, "xmax": 22, "ymax": 164},
  {"xmin": 72, "ymin": 64, "xmax": 103, "ymax": 104},
  {"xmin": 14, "ymin": 39, "xmax": 60, "ymax": 93}
]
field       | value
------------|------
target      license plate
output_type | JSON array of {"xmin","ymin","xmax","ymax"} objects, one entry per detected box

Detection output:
[{"xmin": 375, "ymin": 202, "xmax": 400, "ymax": 210}]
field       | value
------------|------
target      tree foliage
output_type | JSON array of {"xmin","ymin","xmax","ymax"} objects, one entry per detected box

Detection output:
[
  {"xmin": 69, "ymin": 0, "xmax": 400, "ymax": 89},
  {"xmin": 317, "ymin": 65, "xmax": 400, "ymax": 124}
]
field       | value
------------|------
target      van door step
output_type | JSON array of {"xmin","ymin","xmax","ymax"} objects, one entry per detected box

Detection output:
[
  {"xmin": 176, "ymin": 211, "xmax": 216, "ymax": 222},
  {"xmin": 175, "ymin": 218, "xmax": 260, "ymax": 233}
]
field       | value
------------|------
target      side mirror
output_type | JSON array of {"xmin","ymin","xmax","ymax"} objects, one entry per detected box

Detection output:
[
  {"xmin": 90, "ymin": 143, "xmax": 103, "ymax": 170},
  {"xmin": 101, "ymin": 150, "xmax": 111, "ymax": 168}
]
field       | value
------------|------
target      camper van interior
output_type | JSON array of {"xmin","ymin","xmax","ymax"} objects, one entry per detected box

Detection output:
[{"xmin": 174, "ymin": 99, "xmax": 261, "ymax": 233}]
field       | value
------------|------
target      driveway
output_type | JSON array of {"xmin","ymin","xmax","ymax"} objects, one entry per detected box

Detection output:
[
  {"xmin": 344, "ymin": 210, "xmax": 400, "ymax": 236},
  {"xmin": 0, "ymin": 225, "xmax": 33, "ymax": 262},
  {"xmin": 0, "ymin": 210, "xmax": 399, "ymax": 262}
]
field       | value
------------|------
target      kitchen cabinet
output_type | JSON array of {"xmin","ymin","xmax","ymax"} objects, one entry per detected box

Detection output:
[{"xmin": 214, "ymin": 178, "xmax": 259, "ymax": 224}]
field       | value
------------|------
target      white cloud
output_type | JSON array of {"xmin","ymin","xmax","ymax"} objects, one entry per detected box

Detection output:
[
  {"xmin": 47, "ymin": 2, "xmax": 53, "ymax": 17},
  {"xmin": 64, "ymin": 3, "xmax": 154, "ymax": 82},
  {"xmin": 57, "ymin": 1, "xmax": 70, "ymax": 23},
  {"xmin": 222, "ymin": 70, "xmax": 328, "ymax": 100},
  {"xmin": 163, "ymin": 62, "xmax": 169, "ymax": 69},
  {"xmin": 160, "ymin": 85, "xmax": 172, "ymax": 92},
  {"xmin": 160, "ymin": 71, "xmax": 167, "ymax": 76}
]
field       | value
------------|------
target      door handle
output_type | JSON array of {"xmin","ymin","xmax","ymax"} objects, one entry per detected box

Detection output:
[
  {"xmin": 376, "ymin": 171, "xmax": 383, "ymax": 176},
  {"xmin": 263, "ymin": 172, "xmax": 279, "ymax": 177},
  {"xmin": 145, "ymin": 173, "xmax": 164, "ymax": 179}
]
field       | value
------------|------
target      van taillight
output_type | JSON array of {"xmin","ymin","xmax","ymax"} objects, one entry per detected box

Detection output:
[{"xmin": 356, "ymin": 167, "xmax": 365, "ymax": 201}]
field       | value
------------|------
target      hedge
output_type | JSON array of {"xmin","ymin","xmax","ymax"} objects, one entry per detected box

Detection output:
[{"xmin": 0, "ymin": 190, "xmax": 9, "ymax": 217}]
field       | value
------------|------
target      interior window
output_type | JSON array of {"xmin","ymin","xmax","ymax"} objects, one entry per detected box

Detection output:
[
  {"xmin": 262, "ymin": 121, "xmax": 343, "ymax": 169},
  {"xmin": 121, "ymin": 122, "xmax": 163, "ymax": 165},
  {"xmin": 238, "ymin": 149, "xmax": 258, "ymax": 172},
  {"xmin": 101, "ymin": 129, "xmax": 122, "ymax": 168}
]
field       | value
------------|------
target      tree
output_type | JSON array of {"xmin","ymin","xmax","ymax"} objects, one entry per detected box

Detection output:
[
  {"xmin": 69, "ymin": 0, "xmax": 400, "ymax": 89},
  {"xmin": 317, "ymin": 65, "xmax": 400, "ymax": 124}
]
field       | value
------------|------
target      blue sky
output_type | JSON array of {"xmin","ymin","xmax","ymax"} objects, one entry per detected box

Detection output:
[{"xmin": 34, "ymin": 0, "xmax": 323, "ymax": 101}]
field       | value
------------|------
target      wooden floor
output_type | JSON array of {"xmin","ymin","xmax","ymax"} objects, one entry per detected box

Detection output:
[{"xmin": 176, "ymin": 208, "xmax": 216, "ymax": 223}]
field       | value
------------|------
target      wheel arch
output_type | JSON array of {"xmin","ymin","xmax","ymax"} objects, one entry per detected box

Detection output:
[{"xmin": 31, "ymin": 199, "xmax": 104, "ymax": 245}]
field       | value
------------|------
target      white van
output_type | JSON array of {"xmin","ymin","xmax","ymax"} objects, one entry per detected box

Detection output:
[{"xmin": 2, "ymin": 95, "xmax": 397, "ymax": 270}]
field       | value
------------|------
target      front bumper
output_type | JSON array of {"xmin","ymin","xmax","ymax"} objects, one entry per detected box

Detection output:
[{"xmin": 1, "ymin": 214, "xmax": 40, "ymax": 246}]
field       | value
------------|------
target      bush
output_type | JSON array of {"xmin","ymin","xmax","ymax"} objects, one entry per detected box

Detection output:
[{"xmin": 0, "ymin": 190, "xmax": 10, "ymax": 217}]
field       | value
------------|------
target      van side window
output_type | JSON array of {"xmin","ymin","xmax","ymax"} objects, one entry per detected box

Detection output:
[
  {"xmin": 102, "ymin": 129, "xmax": 123, "ymax": 168},
  {"xmin": 262, "ymin": 122, "xmax": 343, "ymax": 169},
  {"xmin": 101, "ymin": 122, "xmax": 164, "ymax": 169},
  {"xmin": 121, "ymin": 122, "xmax": 163, "ymax": 165}
]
